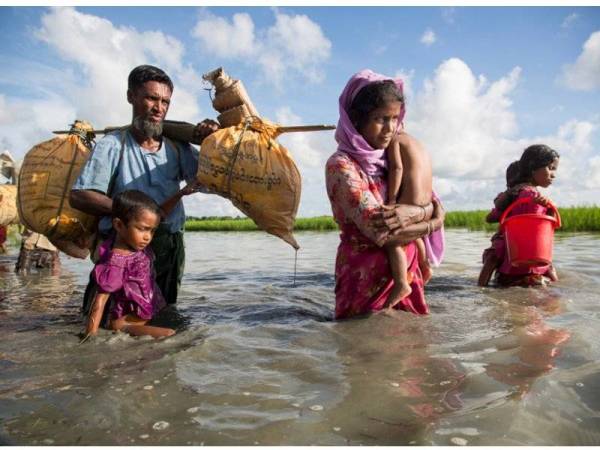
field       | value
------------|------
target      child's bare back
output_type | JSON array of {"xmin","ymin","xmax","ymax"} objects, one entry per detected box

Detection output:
[{"xmin": 394, "ymin": 131, "xmax": 432, "ymax": 206}]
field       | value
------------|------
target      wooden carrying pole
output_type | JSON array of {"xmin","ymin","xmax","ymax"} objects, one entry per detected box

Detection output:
[{"xmin": 53, "ymin": 122, "xmax": 336, "ymax": 139}]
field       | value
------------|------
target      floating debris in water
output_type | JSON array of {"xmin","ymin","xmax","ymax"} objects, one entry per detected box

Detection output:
[
  {"xmin": 187, "ymin": 406, "xmax": 200, "ymax": 413},
  {"xmin": 154, "ymin": 380, "xmax": 160, "ymax": 384},
  {"xmin": 333, "ymin": 427, "xmax": 341, "ymax": 432},
  {"xmin": 243, "ymin": 392, "xmax": 251, "ymax": 396},
  {"xmin": 140, "ymin": 434, "xmax": 149, "ymax": 439},
  {"xmin": 292, "ymin": 403, "xmax": 300, "ymax": 408},
  {"xmin": 450, "ymin": 437, "xmax": 468, "ymax": 446},
  {"xmin": 57, "ymin": 385, "xmax": 72, "ymax": 391},
  {"xmin": 153, "ymin": 421, "xmax": 170, "ymax": 431},
  {"xmin": 576, "ymin": 382, "xmax": 584, "ymax": 387},
  {"xmin": 390, "ymin": 382, "xmax": 400, "ymax": 387},
  {"xmin": 43, "ymin": 439, "xmax": 54, "ymax": 444},
  {"xmin": 309, "ymin": 404, "xmax": 323, "ymax": 411},
  {"xmin": 143, "ymin": 385, "xmax": 154, "ymax": 390}
]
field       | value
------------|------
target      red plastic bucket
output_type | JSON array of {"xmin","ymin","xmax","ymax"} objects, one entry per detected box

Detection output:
[{"xmin": 499, "ymin": 197, "xmax": 561, "ymax": 268}]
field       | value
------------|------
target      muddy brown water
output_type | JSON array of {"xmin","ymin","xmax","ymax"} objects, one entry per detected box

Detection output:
[{"xmin": 1, "ymin": 229, "xmax": 599, "ymax": 445}]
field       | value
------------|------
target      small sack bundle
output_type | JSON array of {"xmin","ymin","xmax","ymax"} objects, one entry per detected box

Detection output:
[
  {"xmin": 17, "ymin": 121, "xmax": 96, "ymax": 258},
  {"xmin": 0, "ymin": 185, "xmax": 19, "ymax": 226},
  {"xmin": 197, "ymin": 118, "xmax": 301, "ymax": 249},
  {"xmin": 203, "ymin": 67, "xmax": 259, "ymax": 128}
]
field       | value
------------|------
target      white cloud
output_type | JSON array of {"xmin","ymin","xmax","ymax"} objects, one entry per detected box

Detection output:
[
  {"xmin": 407, "ymin": 58, "xmax": 520, "ymax": 181},
  {"xmin": 561, "ymin": 30, "xmax": 600, "ymax": 91},
  {"xmin": 420, "ymin": 28, "xmax": 436, "ymax": 46},
  {"xmin": 191, "ymin": 12, "xmax": 256, "ymax": 58},
  {"xmin": 1, "ymin": 6, "xmax": 206, "ymax": 165},
  {"xmin": 585, "ymin": 156, "xmax": 600, "ymax": 189},
  {"xmin": 561, "ymin": 12, "xmax": 579, "ymax": 29},
  {"xmin": 401, "ymin": 57, "xmax": 600, "ymax": 210},
  {"xmin": 275, "ymin": 107, "xmax": 336, "ymax": 217},
  {"xmin": 394, "ymin": 69, "xmax": 415, "ymax": 103},
  {"xmin": 191, "ymin": 9, "xmax": 331, "ymax": 87},
  {"xmin": 34, "ymin": 6, "xmax": 202, "ymax": 125}
]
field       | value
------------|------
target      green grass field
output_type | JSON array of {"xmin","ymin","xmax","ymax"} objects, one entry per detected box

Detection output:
[{"xmin": 185, "ymin": 206, "xmax": 600, "ymax": 233}]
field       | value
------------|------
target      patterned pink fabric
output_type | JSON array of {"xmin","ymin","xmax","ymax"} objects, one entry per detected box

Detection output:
[
  {"xmin": 94, "ymin": 237, "xmax": 166, "ymax": 320},
  {"xmin": 486, "ymin": 185, "xmax": 555, "ymax": 285},
  {"xmin": 326, "ymin": 151, "xmax": 428, "ymax": 319}
]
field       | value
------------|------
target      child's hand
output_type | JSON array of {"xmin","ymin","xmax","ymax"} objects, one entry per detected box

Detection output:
[
  {"xmin": 78, "ymin": 331, "xmax": 94, "ymax": 344},
  {"xmin": 534, "ymin": 193, "xmax": 552, "ymax": 207}
]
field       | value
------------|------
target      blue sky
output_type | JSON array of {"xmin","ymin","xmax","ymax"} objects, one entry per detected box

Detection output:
[{"xmin": 1, "ymin": 5, "xmax": 599, "ymax": 217}]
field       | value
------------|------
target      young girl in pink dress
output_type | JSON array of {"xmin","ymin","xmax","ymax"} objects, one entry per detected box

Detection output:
[
  {"xmin": 82, "ymin": 190, "xmax": 176, "ymax": 340},
  {"xmin": 479, "ymin": 144, "xmax": 560, "ymax": 287}
]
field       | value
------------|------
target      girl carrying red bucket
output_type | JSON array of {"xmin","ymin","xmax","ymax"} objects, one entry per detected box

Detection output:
[{"xmin": 478, "ymin": 144, "xmax": 560, "ymax": 287}]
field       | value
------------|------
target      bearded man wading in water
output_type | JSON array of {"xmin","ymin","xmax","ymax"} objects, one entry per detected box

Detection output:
[{"xmin": 70, "ymin": 64, "xmax": 219, "ymax": 322}]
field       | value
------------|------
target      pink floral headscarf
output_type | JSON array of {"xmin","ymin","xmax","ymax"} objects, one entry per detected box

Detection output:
[{"xmin": 335, "ymin": 69, "xmax": 405, "ymax": 177}]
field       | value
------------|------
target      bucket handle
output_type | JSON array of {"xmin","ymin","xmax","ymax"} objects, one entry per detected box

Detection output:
[{"xmin": 499, "ymin": 197, "xmax": 561, "ymax": 230}]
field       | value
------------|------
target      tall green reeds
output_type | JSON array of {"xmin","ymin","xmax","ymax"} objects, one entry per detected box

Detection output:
[{"xmin": 184, "ymin": 206, "xmax": 600, "ymax": 232}]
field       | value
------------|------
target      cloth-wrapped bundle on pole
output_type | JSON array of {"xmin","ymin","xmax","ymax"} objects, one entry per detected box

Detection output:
[
  {"xmin": 203, "ymin": 67, "xmax": 259, "ymax": 128},
  {"xmin": 17, "ymin": 121, "xmax": 96, "ymax": 258}
]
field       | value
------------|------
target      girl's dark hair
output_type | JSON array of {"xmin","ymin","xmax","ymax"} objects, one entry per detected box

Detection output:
[
  {"xmin": 112, "ymin": 190, "xmax": 162, "ymax": 224},
  {"xmin": 505, "ymin": 161, "xmax": 521, "ymax": 188},
  {"xmin": 348, "ymin": 80, "xmax": 404, "ymax": 131},
  {"xmin": 128, "ymin": 65, "xmax": 174, "ymax": 93},
  {"xmin": 513, "ymin": 144, "xmax": 560, "ymax": 184}
]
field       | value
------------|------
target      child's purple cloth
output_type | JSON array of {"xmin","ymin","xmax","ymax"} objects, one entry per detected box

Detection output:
[
  {"xmin": 93, "ymin": 237, "xmax": 166, "ymax": 320},
  {"xmin": 423, "ymin": 191, "xmax": 445, "ymax": 267}
]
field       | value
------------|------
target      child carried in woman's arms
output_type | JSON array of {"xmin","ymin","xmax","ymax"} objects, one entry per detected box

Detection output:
[
  {"xmin": 478, "ymin": 144, "xmax": 560, "ymax": 287},
  {"xmin": 81, "ymin": 189, "xmax": 187, "ymax": 341}
]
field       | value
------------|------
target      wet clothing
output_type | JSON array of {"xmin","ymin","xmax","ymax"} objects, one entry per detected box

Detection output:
[
  {"xmin": 326, "ymin": 152, "xmax": 427, "ymax": 319},
  {"xmin": 93, "ymin": 237, "xmax": 166, "ymax": 321}
]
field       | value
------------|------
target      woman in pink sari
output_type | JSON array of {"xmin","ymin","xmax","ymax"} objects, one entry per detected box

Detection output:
[{"xmin": 326, "ymin": 70, "xmax": 445, "ymax": 319}]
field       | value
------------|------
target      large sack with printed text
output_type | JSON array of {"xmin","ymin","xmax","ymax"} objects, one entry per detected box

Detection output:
[
  {"xmin": 197, "ymin": 118, "xmax": 301, "ymax": 249},
  {"xmin": 17, "ymin": 121, "xmax": 96, "ymax": 258},
  {"xmin": 0, "ymin": 185, "xmax": 19, "ymax": 226}
]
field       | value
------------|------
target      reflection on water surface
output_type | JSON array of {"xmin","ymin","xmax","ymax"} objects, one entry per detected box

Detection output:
[{"xmin": 0, "ymin": 230, "xmax": 599, "ymax": 445}]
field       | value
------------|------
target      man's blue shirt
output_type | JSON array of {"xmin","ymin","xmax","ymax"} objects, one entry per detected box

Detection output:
[{"xmin": 73, "ymin": 130, "xmax": 199, "ymax": 234}]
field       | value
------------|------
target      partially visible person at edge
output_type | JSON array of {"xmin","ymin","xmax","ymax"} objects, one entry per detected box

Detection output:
[
  {"xmin": 325, "ymin": 69, "xmax": 445, "ymax": 319},
  {"xmin": 15, "ymin": 228, "xmax": 61, "ymax": 274},
  {"xmin": 479, "ymin": 144, "xmax": 560, "ymax": 287},
  {"xmin": 477, "ymin": 161, "xmax": 520, "ymax": 286},
  {"xmin": 0, "ymin": 225, "xmax": 7, "ymax": 254},
  {"xmin": 70, "ymin": 64, "xmax": 218, "ymax": 320}
]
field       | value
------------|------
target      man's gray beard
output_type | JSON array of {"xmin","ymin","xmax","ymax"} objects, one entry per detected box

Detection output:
[{"xmin": 132, "ymin": 116, "xmax": 163, "ymax": 139}]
